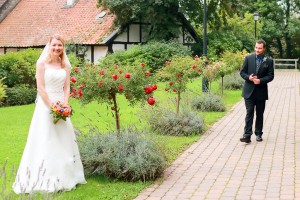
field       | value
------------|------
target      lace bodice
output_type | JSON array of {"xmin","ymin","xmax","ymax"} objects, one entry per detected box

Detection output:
[{"xmin": 44, "ymin": 68, "xmax": 66, "ymax": 102}]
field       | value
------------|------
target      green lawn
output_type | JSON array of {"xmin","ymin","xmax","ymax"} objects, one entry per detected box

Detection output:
[{"xmin": 0, "ymin": 78, "xmax": 242, "ymax": 199}]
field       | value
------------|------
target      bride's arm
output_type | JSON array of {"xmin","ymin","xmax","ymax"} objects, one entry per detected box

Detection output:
[
  {"xmin": 63, "ymin": 67, "xmax": 71, "ymax": 104},
  {"xmin": 36, "ymin": 60, "xmax": 52, "ymax": 108}
]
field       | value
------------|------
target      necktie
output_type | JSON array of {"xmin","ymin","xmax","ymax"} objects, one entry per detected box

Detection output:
[
  {"xmin": 256, "ymin": 56, "xmax": 263, "ymax": 74},
  {"xmin": 256, "ymin": 60, "xmax": 261, "ymax": 74}
]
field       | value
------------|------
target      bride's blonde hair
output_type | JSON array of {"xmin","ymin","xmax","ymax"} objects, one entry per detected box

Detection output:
[{"xmin": 45, "ymin": 34, "xmax": 70, "ymax": 68}]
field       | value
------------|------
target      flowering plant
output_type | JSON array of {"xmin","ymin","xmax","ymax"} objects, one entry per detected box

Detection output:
[{"xmin": 50, "ymin": 101, "xmax": 73, "ymax": 124}]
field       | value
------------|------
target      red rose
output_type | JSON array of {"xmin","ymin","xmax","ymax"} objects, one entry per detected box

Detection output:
[
  {"xmin": 144, "ymin": 86, "xmax": 153, "ymax": 94},
  {"xmin": 145, "ymin": 71, "xmax": 151, "ymax": 76},
  {"xmin": 192, "ymin": 65, "xmax": 197, "ymax": 69},
  {"xmin": 165, "ymin": 61, "xmax": 171, "ymax": 65},
  {"xmin": 152, "ymin": 84, "xmax": 157, "ymax": 90},
  {"xmin": 112, "ymin": 74, "xmax": 118, "ymax": 80},
  {"xmin": 125, "ymin": 73, "xmax": 131, "ymax": 78},
  {"xmin": 140, "ymin": 63, "xmax": 145, "ymax": 67},
  {"xmin": 147, "ymin": 97, "xmax": 155, "ymax": 105},
  {"xmin": 98, "ymin": 81, "xmax": 103, "ymax": 87},
  {"xmin": 173, "ymin": 89, "xmax": 177, "ymax": 92},
  {"xmin": 74, "ymin": 66, "xmax": 79, "ymax": 73},
  {"xmin": 70, "ymin": 77, "xmax": 77, "ymax": 83},
  {"xmin": 177, "ymin": 73, "xmax": 181, "ymax": 77},
  {"xmin": 78, "ymin": 89, "xmax": 83, "ymax": 97},
  {"xmin": 169, "ymin": 82, "xmax": 173, "ymax": 86},
  {"xmin": 118, "ymin": 84, "xmax": 123, "ymax": 91},
  {"xmin": 197, "ymin": 69, "xmax": 201, "ymax": 72},
  {"xmin": 79, "ymin": 84, "xmax": 85, "ymax": 88},
  {"xmin": 100, "ymin": 69, "xmax": 105, "ymax": 75}
]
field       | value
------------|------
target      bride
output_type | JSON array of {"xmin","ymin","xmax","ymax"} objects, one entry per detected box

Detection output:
[{"xmin": 13, "ymin": 34, "xmax": 86, "ymax": 194}]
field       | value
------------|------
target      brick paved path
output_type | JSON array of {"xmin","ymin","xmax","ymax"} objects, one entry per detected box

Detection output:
[{"xmin": 135, "ymin": 70, "xmax": 300, "ymax": 200}]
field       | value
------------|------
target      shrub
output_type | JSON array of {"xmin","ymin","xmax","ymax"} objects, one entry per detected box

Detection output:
[
  {"xmin": 191, "ymin": 93, "xmax": 226, "ymax": 112},
  {"xmin": 0, "ymin": 49, "xmax": 80, "ymax": 88},
  {"xmin": 0, "ymin": 49, "xmax": 41, "ymax": 87},
  {"xmin": 78, "ymin": 128, "xmax": 167, "ymax": 181},
  {"xmin": 145, "ymin": 108, "xmax": 205, "ymax": 136},
  {"xmin": 220, "ymin": 71, "xmax": 244, "ymax": 90},
  {"xmin": 100, "ymin": 40, "xmax": 192, "ymax": 71},
  {"xmin": 0, "ymin": 78, "xmax": 7, "ymax": 104},
  {"xmin": 3, "ymin": 84, "xmax": 36, "ymax": 106}
]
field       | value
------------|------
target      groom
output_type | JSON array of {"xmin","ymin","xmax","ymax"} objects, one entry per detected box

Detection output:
[{"xmin": 240, "ymin": 39, "xmax": 274, "ymax": 143}]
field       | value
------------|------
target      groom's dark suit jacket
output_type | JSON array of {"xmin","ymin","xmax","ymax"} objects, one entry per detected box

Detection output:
[{"xmin": 240, "ymin": 54, "xmax": 274, "ymax": 100}]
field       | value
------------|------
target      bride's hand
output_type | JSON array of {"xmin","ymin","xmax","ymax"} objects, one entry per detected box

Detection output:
[{"xmin": 62, "ymin": 102, "xmax": 69, "ymax": 107}]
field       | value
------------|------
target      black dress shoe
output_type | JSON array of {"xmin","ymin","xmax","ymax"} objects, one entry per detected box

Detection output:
[
  {"xmin": 256, "ymin": 136, "xmax": 263, "ymax": 142},
  {"xmin": 240, "ymin": 137, "xmax": 251, "ymax": 143}
]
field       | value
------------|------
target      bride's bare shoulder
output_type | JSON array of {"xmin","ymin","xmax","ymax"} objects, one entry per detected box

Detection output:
[{"xmin": 36, "ymin": 59, "xmax": 46, "ymax": 69}]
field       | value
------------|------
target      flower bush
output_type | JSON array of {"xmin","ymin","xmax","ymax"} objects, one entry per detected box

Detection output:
[
  {"xmin": 71, "ymin": 59, "xmax": 157, "ymax": 132},
  {"xmin": 220, "ymin": 50, "xmax": 247, "ymax": 72},
  {"xmin": 157, "ymin": 55, "xmax": 203, "ymax": 114}
]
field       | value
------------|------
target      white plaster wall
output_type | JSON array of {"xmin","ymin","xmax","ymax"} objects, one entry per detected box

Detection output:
[
  {"xmin": 85, "ymin": 46, "xmax": 92, "ymax": 62},
  {"xmin": 129, "ymin": 24, "xmax": 140, "ymax": 42},
  {"xmin": 178, "ymin": 28, "xmax": 184, "ymax": 43},
  {"xmin": 114, "ymin": 31, "xmax": 127, "ymax": 42},
  {"xmin": 112, "ymin": 44, "xmax": 126, "ymax": 52},
  {"xmin": 0, "ymin": 48, "xmax": 4, "ymax": 55},
  {"xmin": 94, "ymin": 46, "xmax": 108, "ymax": 63}
]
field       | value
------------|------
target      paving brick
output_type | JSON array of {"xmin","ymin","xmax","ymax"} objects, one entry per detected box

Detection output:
[{"xmin": 134, "ymin": 70, "xmax": 300, "ymax": 200}]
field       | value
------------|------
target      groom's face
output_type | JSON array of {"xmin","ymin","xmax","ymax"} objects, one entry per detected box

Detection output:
[{"xmin": 254, "ymin": 43, "xmax": 265, "ymax": 56}]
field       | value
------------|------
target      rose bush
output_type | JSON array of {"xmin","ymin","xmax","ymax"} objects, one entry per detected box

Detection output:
[
  {"xmin": 157, "ymin": 55, "xmax": 203, "ymax": 114},
  {"xmin": 71, "ymin": 60, "xmax": 157, "ymax": 132}
]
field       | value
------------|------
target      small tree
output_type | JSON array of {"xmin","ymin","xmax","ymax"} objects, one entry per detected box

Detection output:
[
  {"xmin": 219, "ymin": 50, "xmax": 247, "ymax": 95},
  {"xmin": 202, "ymin": 61, "xmax": 221, "ymax": 94},
  {"xmin": 220, "ymin": 50, "xmax": 247, "ymax": 72},
  {"xmin": 157, "ymin": 55, "xmax": 203, "ymax": 115},
  {"xmin": 71, "ymin": 61, "xmax": 157, "ymax": 133}
]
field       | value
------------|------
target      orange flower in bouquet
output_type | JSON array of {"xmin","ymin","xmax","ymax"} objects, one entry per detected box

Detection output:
[{"xmin": 50, "ymin": 101, "xmax": 73, "ymax": 124}]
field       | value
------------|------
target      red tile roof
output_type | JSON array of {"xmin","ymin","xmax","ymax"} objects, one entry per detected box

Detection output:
[{"xmin": 0, "ymin": 0, "xmax": 116, "ymax": 47}]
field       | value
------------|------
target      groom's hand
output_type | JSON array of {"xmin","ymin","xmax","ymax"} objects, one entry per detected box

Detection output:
[
  {"xmin": 249, "ymin": 74, "xmax": 255, "ymax": 82},
  {"xmin": 253, "ymin": 78, "xmax": 260, "ymax": 85}
]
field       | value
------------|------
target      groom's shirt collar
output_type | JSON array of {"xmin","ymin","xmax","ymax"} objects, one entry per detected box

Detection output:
[{"xmin": 256, "ymin": 54, "xmax": 265, "ymax": 63}]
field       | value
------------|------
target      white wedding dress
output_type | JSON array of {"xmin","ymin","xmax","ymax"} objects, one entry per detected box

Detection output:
[{"xmin": 13, "ymin": 67, "xmax": 86, "ymax": 194}]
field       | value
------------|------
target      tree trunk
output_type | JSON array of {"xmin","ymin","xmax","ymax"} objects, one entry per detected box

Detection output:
[
  {"xmin": 284, "ymin": 0, "xmax": 292, "ymax": 58},
  {"xmin": 176, "ymin": 91, "xmax": 181, "ymax": 115},
  {"xmin": 276, "ymin": 37, "xmax": 283, "ymax": 58},
  {"xmin": 221, "ymin": 76, "xmax": 224, "ymax": 96},
  {"xmin": 111, "ymin": 93, "xmax": 120, "ymax": 134}
]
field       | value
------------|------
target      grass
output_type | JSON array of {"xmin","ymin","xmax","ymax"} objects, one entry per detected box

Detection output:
[{"xmin": 0, "ymin": 78, "xmax": 242, "ymax": 199}]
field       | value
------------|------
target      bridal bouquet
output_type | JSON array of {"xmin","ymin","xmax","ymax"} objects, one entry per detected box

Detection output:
[{"xmin": 51, "ymin": 101, "xmax": 73, "ymax": 124}]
